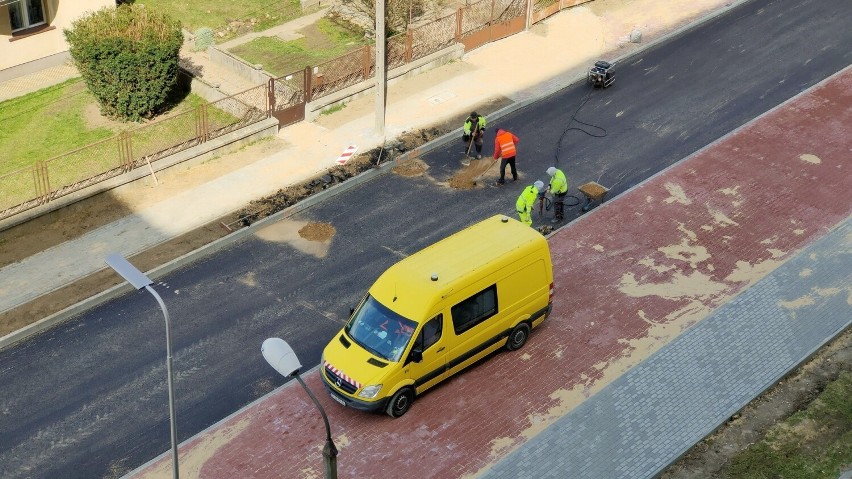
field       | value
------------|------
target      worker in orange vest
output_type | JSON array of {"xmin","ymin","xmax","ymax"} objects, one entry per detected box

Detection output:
[{"xmin": 493, "ymin": 128, "xmax": 520, "ymax": 186}]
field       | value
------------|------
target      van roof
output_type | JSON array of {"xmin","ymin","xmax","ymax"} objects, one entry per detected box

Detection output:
[{"xmin": 370, "ymin": 215, "xmax": 545, "ymax": 322}]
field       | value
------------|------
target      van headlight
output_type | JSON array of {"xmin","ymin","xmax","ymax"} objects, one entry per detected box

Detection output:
[{"xmin": 358, "ymin": 384, "xmax": 382, "ymax": 399}]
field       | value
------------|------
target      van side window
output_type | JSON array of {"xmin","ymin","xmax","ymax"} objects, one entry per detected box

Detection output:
[
  {"xmin": 417, "ymin": 315, "xmax": 443, "ymax": 351},
  {"xmin": 451, "ymin": 285, "xmax": 498, "ymax": 335}
]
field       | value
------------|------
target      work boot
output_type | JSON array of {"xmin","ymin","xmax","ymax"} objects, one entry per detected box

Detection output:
[
  {"xmin": 476, "ymin": 154, "xmax": 482, "ymax": 159},
  {"xmin": 496, "ymin": 179, "xmax": 505, "ymax": 186}
]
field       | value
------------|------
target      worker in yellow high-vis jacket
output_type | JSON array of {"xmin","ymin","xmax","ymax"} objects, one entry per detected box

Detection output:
[
  {"xmin": 547, "ymin": 166, "xmax": 569, "ymax": 222},
  {"xmin": 516, "ymin": 180, "xmax": 544, "ymax": 227}
]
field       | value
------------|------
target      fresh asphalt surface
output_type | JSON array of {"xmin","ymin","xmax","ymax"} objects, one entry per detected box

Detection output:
[{"xmin": 2, "ymin": 0, "xmax": 850, "ymax": 477}]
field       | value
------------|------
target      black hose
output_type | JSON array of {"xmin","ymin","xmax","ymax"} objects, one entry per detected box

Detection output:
[
  {"xmin": 554, "ymin": 88, "xmax": 607, "ymax": 167},
  {"xmin": 550, "ymin": 85, "xmax": 608, "ymax": 213}
]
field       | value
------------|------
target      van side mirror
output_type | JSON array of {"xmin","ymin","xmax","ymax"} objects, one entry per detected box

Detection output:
[
  {"xmin": 349, "ymin": 307, "xmax": 355, "ymax": 318},
  {"xmin": 409, "ymin": 349, "xmax": 423, "ymax": 363}
]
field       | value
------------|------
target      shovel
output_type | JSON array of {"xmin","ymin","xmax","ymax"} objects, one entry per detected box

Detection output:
[
  {"xmin": 472, "ymin": 157, "xmax": 499, "ymax": 186},
  {"xmin": 461, "ymin": 125, "xmax": 480, "ymax": 166}
]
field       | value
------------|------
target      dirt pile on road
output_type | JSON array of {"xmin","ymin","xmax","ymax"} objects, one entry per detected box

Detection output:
[
  {"xmin": 448, "ymin": 158, "xmax": 495, "ymax": 189},
  {"xmin": 298, "ymin": 222, "xmax": 335, "ymax": 242},
  {"xmin": 392, "ymin": 158, "xmax": 428, "ymax": 177}
]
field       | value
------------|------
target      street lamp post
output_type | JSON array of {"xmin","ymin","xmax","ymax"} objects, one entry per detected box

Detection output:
[
  {"xmin": 375, "ymin": 0, "xmax": 386, "ymax": 137},
  {"xmin": 104, "ymin": 253, "xmax": 179, "ymax": 479},
  {"xmin": 261, "ymin": 338, "xmax": 338, "ymax": 479}
]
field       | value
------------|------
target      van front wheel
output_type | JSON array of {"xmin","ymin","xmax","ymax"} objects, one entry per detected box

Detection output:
[
  {"xmin": 386, "ymin": 387, "xmax": 414, "ymax": 418},
  {"xmin": 506, "ymin": 323, "xmax": 531, "ymax": 351}
]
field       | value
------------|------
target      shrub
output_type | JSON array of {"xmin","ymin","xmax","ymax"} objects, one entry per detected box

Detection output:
[
  {"xmin": 193, "ymin": 27, "xmax": 215, "ymax": 51},
  {"xmin": 64, "ymin": 5, "xmax": 183, "ymax": 121}
]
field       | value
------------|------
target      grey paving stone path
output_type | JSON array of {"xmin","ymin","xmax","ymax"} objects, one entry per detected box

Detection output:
[{"xmin": 483, "ymin": 219, "xmax": 852, "ymax": 479}]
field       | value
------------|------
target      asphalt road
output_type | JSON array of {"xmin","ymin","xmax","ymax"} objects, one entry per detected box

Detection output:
[{"xmin": 1, "ymin": 0, "xmax": 850, "ymax": 477}]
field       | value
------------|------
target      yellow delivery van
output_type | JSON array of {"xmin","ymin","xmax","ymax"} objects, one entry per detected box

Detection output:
[{"xmin": 321, "ymin": 215, "xmax": 554, "ymax": 417}]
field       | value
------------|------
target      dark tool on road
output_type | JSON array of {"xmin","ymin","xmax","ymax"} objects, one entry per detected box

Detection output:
[
  {"xmin": 588, "ymin": 60, "xmax": 615, "ymax": 88},
  {"xmin": 537, "ymin": 191, "xmax": 552, "ymax": 217}
]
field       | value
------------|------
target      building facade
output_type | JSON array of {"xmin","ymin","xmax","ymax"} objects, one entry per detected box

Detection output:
[{"xmin": 0, "ymin": 0, "xmax": 114, "ymax": 79}]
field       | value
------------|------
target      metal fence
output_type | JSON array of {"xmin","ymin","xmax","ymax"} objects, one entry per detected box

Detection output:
[
  {"xmin": 411, "ymin": 12, "xmax": 458, "ymax": 61},
  {"xmin": 0, "ymin": 82, "xmax": 270, "ymax": 222},
  {"xmin": 1, "ymin": 0, "xmax": 592, "ymax": 224},
  {"xmin": 311, "ymin": 46, "xmax": 375, "ymax": 100}
]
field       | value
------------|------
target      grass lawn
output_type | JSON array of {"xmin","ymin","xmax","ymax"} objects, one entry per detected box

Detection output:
[
  {"xmin": 0, "ymin": 78, "xmax": 114, "ymax": 176},
  {"xmin": 724, "ymin": 371, "xmax": 852, "ymax": 478},
  {"xmin": 230, "ymin": 18, "xmax": 370, "ymax": 77},
  {"xmin": 0, "ymin": 78, "xmax": 237, "ymax": 177},
  {"xmin": 139, "ymin": 0, "xmax": 308, "ymax": 37}
]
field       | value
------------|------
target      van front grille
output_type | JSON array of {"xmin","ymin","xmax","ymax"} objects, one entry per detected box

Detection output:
[{"xmin": 324, "ymin": 364, "xmax": 359, "ymax": 394}]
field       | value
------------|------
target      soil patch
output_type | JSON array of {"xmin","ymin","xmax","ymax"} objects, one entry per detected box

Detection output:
[
  {"xmin": 392, "ymin": 158, "xmax": 428, "ymax": 177},
  {"xmin": 83, "ymin": 102, "xmax": 126, "ymax": 132},
  {"xmin": 298, "ymin": 222, "xmax": 336, "ymax": 242},
  {"xmin": 236, "ymin": 155, "xmax": 374, "ymax": 225},
  {"xmin": 397, "ymin": 127, "xmax": 444, "ymax": 151},
  {"xmin": 448, "ymin": 158, "xmax": 496, "ymax": 189},
  {"xmin": 297, "ymin": 22, "xmax": 336, "ymax": 50},
  {"xmin": 578, "ymin": 181, "xmax": 609, "ymax": 200}
]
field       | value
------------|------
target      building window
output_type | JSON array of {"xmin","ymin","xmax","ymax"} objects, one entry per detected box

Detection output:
[{"xmin": 9, "ymin": 0, "xmax": 46, "ymax": 32}]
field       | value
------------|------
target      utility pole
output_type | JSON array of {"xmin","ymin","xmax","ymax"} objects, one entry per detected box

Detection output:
[{"xmin": 375, "ymin": 0, "xmax": 386, "ymax": 137}]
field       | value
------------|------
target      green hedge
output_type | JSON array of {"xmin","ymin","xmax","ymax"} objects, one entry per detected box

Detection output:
[{"xmin": 64, "ymin": 5, "xmax": 183, "ymax": 122}]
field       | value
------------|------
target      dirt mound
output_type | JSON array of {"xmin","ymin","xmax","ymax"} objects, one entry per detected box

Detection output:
[
  {"xmin": 298, "ymin": 222, "xmax": 335, "ymax": 242},
  {"xmin": 448, "ymin": 158, "xmax": 496, "ymax": 190},
  {"xmin": 393, "ymin": 158, "xmax": 428, "ymax": 177},
  {"xmin": 578, "ymin": 181, "xmax": 609, "ymax": 200},
  {"xmin": 397, "ymin": 127, "xmax": 444, "ymax": 151}
]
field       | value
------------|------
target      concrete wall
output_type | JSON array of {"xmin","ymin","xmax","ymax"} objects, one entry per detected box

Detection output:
[
  {"xmin": 0, "ymin": 0, "xmax": 113, "ymax": 73},
  {"xmin": 208, "ymin": 46, "xmax": 276, "ymax": 86}
]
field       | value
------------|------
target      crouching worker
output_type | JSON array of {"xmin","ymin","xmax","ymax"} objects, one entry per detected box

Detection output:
[{"xmin": 516, "ymin": 180, "xmax": 544, "ymax": 227}]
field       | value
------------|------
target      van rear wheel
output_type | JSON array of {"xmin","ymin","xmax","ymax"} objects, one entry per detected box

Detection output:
[
  {"xmin": 506, "ymin": 322, "xmax": 531, "ymax": 351},
  {"xmin": 386, "ymin": 387, "xmax": 414, "ymax": 418}
]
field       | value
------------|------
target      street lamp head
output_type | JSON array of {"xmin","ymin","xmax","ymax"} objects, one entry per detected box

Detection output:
[
  {"xmin": 262, "ymin": 338, "xmax": 302, "ymax": 377},
  {"xmin": 105, "ymin": 253, "xmax": 153, "ymax": 290}
]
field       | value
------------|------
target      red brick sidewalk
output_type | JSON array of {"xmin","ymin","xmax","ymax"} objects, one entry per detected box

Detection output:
[{"xmin": 133, "ymin": 66, "xmax": 851, "ymax": 479}]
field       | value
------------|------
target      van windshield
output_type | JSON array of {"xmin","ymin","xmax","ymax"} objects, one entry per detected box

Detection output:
[{"xmin": 345, "ymin": 295, "xmax": 417, "ymax": 362}]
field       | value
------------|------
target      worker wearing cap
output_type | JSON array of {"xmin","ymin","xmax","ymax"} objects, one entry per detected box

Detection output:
[
  {"xmin": 547, "ymin": 166, "xmax": 569, "ymax": 222},
  {"xmin": 462, "ymin": 111, "xmax": 487, "ymax": 159},
  {"xmin": 494, "ymin": 128, "xmax": 520, "ymax": 185},
  {"xmin": 516, "ymin": 180, "xmax": 544, "ymax": 227}
]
